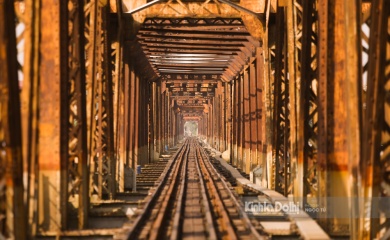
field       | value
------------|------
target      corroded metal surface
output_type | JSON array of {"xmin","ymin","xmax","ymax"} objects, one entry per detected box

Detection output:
[
  {"xmin": 299, "ymin": 0, "xmax": 319, "ymax": 205},
  {"xmin": 87, "ymin": 0, "xmax": 116, "ymax": 200},
  {"xmin": 0, "ymin": 1, "xmax": 25, "ymax": 238},
  {"xmin": 1, "ymin": 0, "xmax": 390, "ymax": 238},
  {"xmin": 272, "ymin": 6, "xmax": 290, "ymax": 196},
  {"xmin": 62, "ymin": 0, "xmax": 89, "ymax": 229},
  {"xmin": 362, "ymin": 0, "xmax": 390, "ymax": 238}
]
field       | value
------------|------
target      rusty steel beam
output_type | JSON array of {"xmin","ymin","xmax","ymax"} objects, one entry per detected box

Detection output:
[
  {"xmin": 162, "ymin": 90, "xmax": 167, "ymax": 152},
  {"xmin": 129, "ymin": 67, "xmax": 136, "ymax": 170},
  {"xmin": 255, "ymin": 47, "xmax": 265, "ymax": 185},
  {"xmin": 226, "ymin": 82, "xmax": 233, "ymax": 163},
  {"xmin": 61, "ymin": 0, "xmax": 89, "ymax": 229},
  {"xmin": 119, "ymin": 0, "xmax": 277, "ymax": 19},
  {"xmin": 139, "ymin": 35, "xmax": 249, "ymax": 43},
  {"xmin": 139, "ymin": 17, "xmax": 254, "ymax": 82},
  {"xmin": 112, "ymin": 0, "xmax": 125, "ymax": 188},
  {"xmin": 222, "ymin": 82, "xmax": 227, "ymax": 150},
  {"xmin": 232, "ymin": 79, "xmax": 238, "ymax": 166},
  {"xmin": 243, "ymin": 67, "xmax": 251, "ymax": 173},
  {"xmin": 299, "ymin": 0, "xmax": 320, "ymax": 211},
  {"xmin": 0, "ymin": 1, "xmax": 26, "ymax": 238},
  {"xmin": 126, "ymin": 2, "xmax": 242, "ymax": 18},
  {"xmin": 286, "ymin": 0, "xmax": 302, "ymax": 203},
  {"xmin": 216, "ymin": 82, "xmax": 223, "ymax": 150},
  {"xmin": 208, "ymin": 103, "xmax": 213, "ymax": 145},
  {"xmin": 88, "ymin": 1, "xmax": 116, "ymax": 200},
  {"xmin": 85, "ymin": 0, "xmax": 97, "ymax": 198},
  {"xmin": 85, "ymin": 0, "xmax": 96, "ymax": 177},
  {"xmin": 149, "ymin": 82, "xmax": 156, "ymax": 162},
  {"xmin": 113, "ymin": 18, "xmax": 125, "ymax": 191},
  {"xmin": 238, "ymin": 74, "xmax": 244, "ymax": 170},
  {"xmin": 19, "ymin": 0, "xmax": 40, "ymax": 236},
  {"xmin": 344, "ymin": 0, "xmax": 363, "ymax": 238},
  {"xmin": 101, "ymin": 1, "xmax": 116, "ymax": 199},
  {"xmin": 38, "ymin": 0, "xmax": 64, "ymax": 233},
  {"xmin": 362, "ymin": 0, "xmax": 390, "ymax": 238},
  {"xmin": 217, "ymin": 0, "xmax": 265, "ymax": 18},
  {"xmin": 142, "ymin": 17, "xmax": 245, "ymax": 26},
  {"xmin": 249, "ymin": 60, "xmax": 258, "ymax": 168},
  {"xmin": 134, "ymin": 74, "xmax": 140, "ymax": 167},
  {"xmin": 273, "ymin": 6, "xmax": 291, "ymax": 196},
  {"xmin": 259, "ymin": 30, "xmax": 273, "ymax": 187},
  {"xmin": 317, "ymin": 0, "xmax": 357, "ymax": 235},
  {"xmin": 317, "ymin": 0, "xmax": 329, "ymax": 231},
  {"xmin": 127, "ymin": 0, "xmax": 163, "ymax": 14},
  {"xmin": 139, "ymin": 28, "xmax": 251, "ymax": 36}
]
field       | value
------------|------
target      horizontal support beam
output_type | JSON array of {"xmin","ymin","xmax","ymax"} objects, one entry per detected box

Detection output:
[
  {"xmin": 170, "ymin": 96, "xmax": 213, "ymax": 99},
  {"xmin": 126, "ymin": 0, "xmax": 164, "ymax": 14},
  {"xmin": 153, "ymin": 61, "xmax": 229, "ymax": 66},
  {"xmin": 144, "ymin": 49, "xmax": 239, "ymax": 55},
  {"xmin": 141, "ymin": 18, "xmax": 244, "ymax": 26},
  {"xmin": 144, "ymin": 46, "xmax": 241, "ymax": 51},
  {"xmin": 140, "ymin": 39, "xmax": 244, "ymax": 47},
  {"xmin": 138, "ymin": 33, "xmax": 248, "ymax": 41},
  {"xmin": 159, "ymin": 69, "xmax": 225, "ymax": 73},
  {"xmin": 162, "ymin": 74, "xmax": 220, "ymax": 80},
  {"xmin": 217, "ymin": 0, "xmax": 265, "ymax": 19},
  {"xmin": 138, "ymin": 28, "xmax": 250, "ymax": 36},
  {"xmin": 148, "ymin": 55, "xmax": 233, "ymax": 60}
]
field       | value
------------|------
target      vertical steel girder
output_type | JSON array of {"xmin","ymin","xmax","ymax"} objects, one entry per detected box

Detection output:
[
  {"xmin": 225, "ymin": 82, "xmax": 232, "ymax": 162},
  {"xmin": 273, "ymin": 7, "xmax": 291, "ymax": 196},
  {"xmin": 161, "ymin": 89, "xmax": 164, "ymax": 150},
  {"xmin": 139, "ymin": 76, "xmax": 149, "ymax": 166},
  {"xmin": 19, "ymin": 0, "xmax": 40, "ymax": 236},
  {"xmin": 232, "ymin": 79, "xmax": 238, "ymax": 166},
  {"xmin": 317, "ymin": 0, "xmax": 360, "ymax": 235},
  {"xmin": 0, "ymin": 1, "xmax": 26, "ymax": 239},
  {"xmin": 362, "ymin": 0, "xmax": 390, "ymax": 238},
  {"xmin": 274, "ymin": 0, "xmax": 320, "ymax": 206},
  {"xmin": 249, "ymin": 60, "xmax": 258, "ymax": 168},
  {"xmin": 133, "ymin": 74, "xmax": 140, "ymax": 168},
  {"xmin": 344, "ymin": 0, "xmax": 363, "ymax": 238},
  {"xmin": 37, "ymin": 0, "xmax": 67, "ymax": 232},
  {"xmin": 243, "ymin": 67, "xmax": 251, "ymax": 173},
  {"xmin": 255, "ymin": 47, "xmax": 267, "ymax": 186},
  {"xmin": 114, "ymin": 26, "xmax": 125, "ymax": 191},
  {"xmin": 287, "ymin": 0, "xmax": 303, "ymax": 202},
  {"xmin": 112, "ymin": 4, "xmax": 124, "ymax": 178},
  {"xmin": 149, "ymin": 82, "xmax": 156, "ymax": 162},
  {"xmin": 60, "ymin": 0, "xmax": 89, "ymax": 229},
  {"xmin": 156, "ymin": 82, "xmax": 162, "ymax": 153},
  {"xmin": 86, "ymin": 0, "xmax": 116, "ymax": 200},
  {"xmin": 262, "ymin": 2, "xmax": 274, "ymax": 188},
  {"xmin": 299, "ymin": 0, "xmax": 319, "ymax": 207},
  {"xmin": 129, "ymin": 69, "xmax": 136, "ymax": 168},
  {"xmin": 237, "ymin": 75, "xmax": 244, "ymax": 170}
]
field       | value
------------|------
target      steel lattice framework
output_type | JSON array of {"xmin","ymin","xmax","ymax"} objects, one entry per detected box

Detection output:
[
  {"xmin": 61, "ymin": 0, "xmax": 89, "ymax": 229},
  {"xmin": 0, "ymin": 0, "xmax": 390, "ymax": 238},
  {"xmin": 85, "ymin": 0, "xmax": 116, "ymax": 200}
]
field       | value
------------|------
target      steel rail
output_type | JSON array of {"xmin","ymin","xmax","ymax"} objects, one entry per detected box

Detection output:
[
  {"xmin": 123, "ymin": 138, "xmax": 265, "ymax": 239},
  {"xmin": 196, "ymin": 146, "xmax": 238, "ymax": 240},
  {"xmin": 170, "ymin": 141, "xmax": 218, "ymax": 240},
  {"xmin": 196, "ymin": 143, "xmax": 265, "ymax": 239},
  {"xmin": 148, "ymin": 144, "xmax": 189, "ymax": 240},
  {"xmin": 169, "ymin": 144, "xmax": 189, "ymax": 240},
  {"xmin": 123, "ymin": 140, "xmax": 189, "ymax": 239}
]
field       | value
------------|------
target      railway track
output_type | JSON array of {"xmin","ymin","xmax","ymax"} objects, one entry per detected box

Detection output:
[{"xmin": 120, "ymin": 138, "xmax": 265, "ymax": 240}]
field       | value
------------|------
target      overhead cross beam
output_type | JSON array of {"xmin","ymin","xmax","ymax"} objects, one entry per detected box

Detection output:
[{"xmin": 138, "ymin": 18, "xmax": 256, "ymax": 81}]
